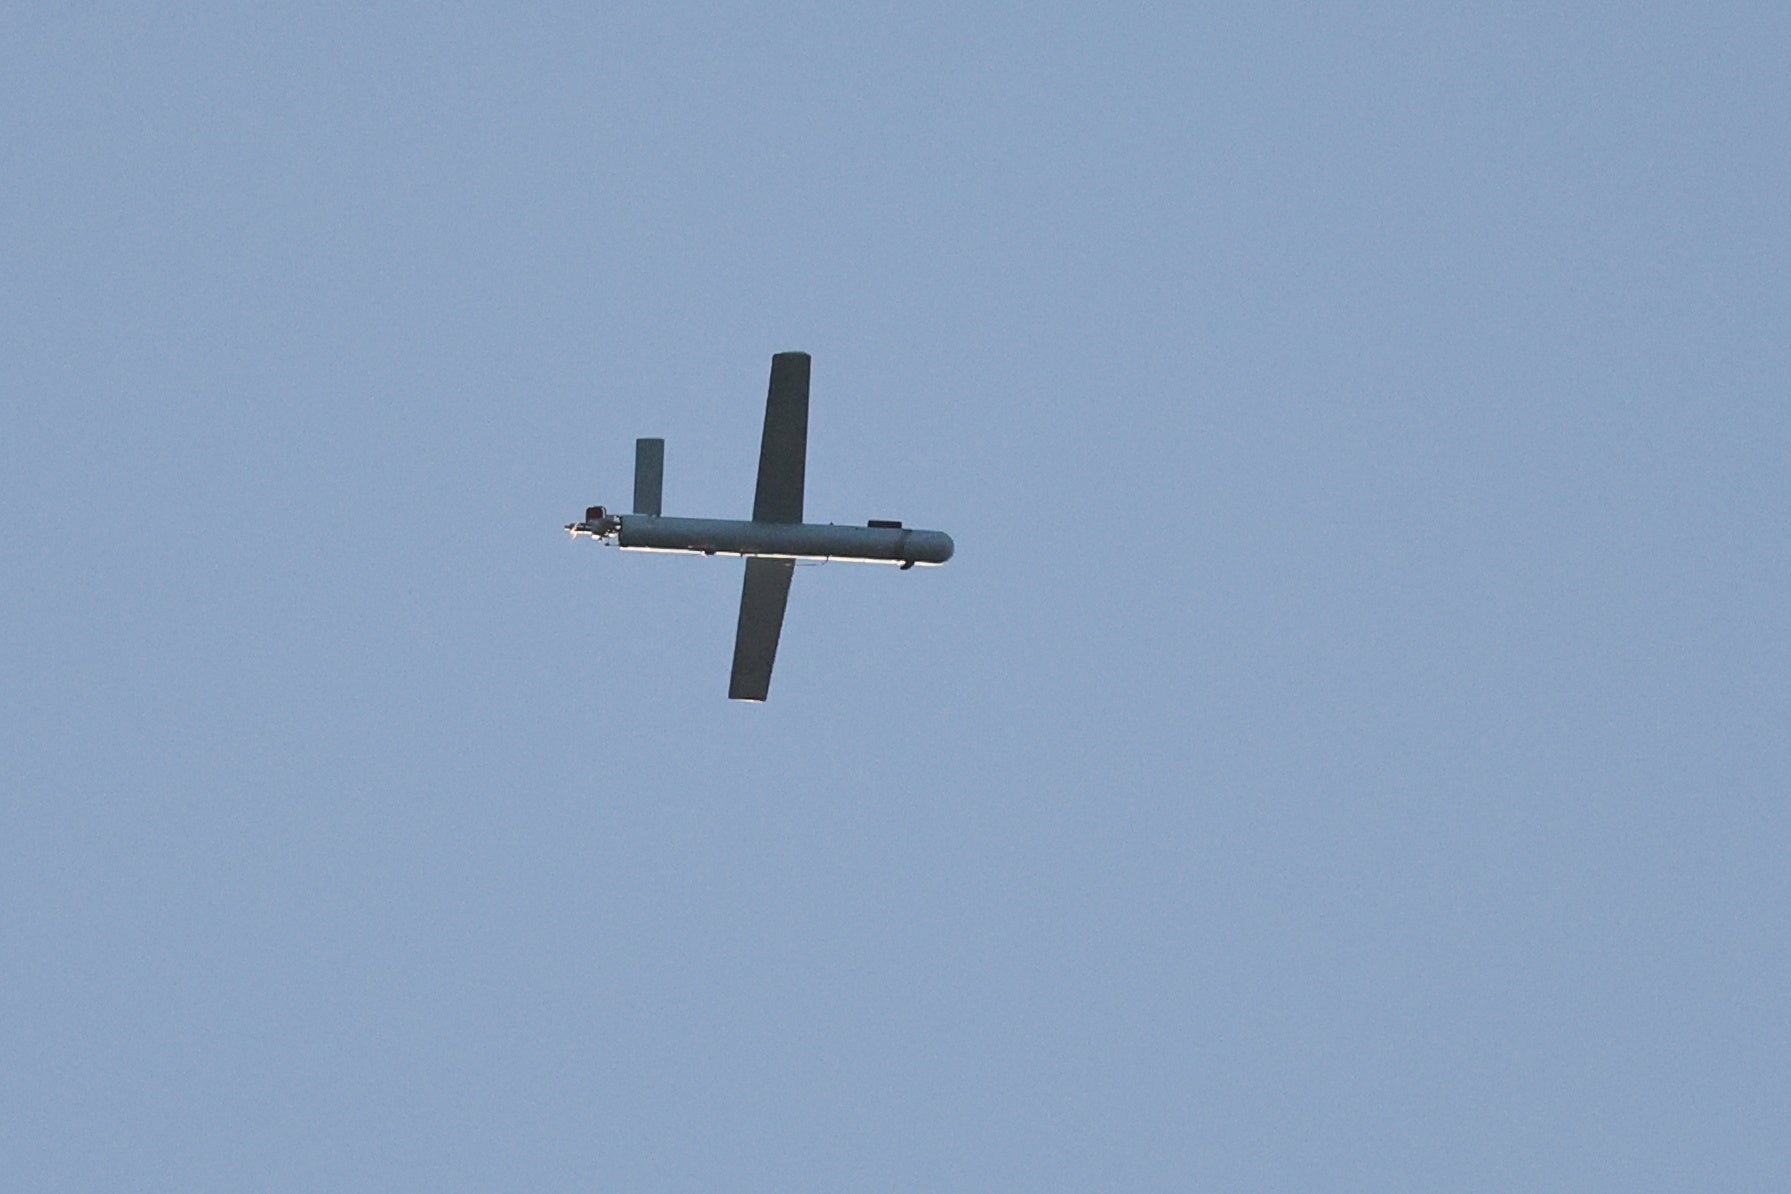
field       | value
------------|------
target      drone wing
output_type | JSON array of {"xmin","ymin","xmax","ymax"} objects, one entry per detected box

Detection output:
[
  {"xmin": 728, "ymin": 557, "xmax": 794, "ymax": 701},
  {"xmin": 750, "ymin": 352, "xmax": 809, "ymax": 524},
  {"xmin": 727, "ymin": 352, "xmax": 809, "ymax": 700}
]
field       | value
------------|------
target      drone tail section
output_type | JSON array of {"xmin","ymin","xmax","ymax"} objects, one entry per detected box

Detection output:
[{"xmin": 634, "ymin": 438, "xmax": 664, "ymax": 516}]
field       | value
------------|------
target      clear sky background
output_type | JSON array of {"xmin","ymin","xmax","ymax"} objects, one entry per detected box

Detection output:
[{"xmin": 4, "ymin": 4, "xmax": 1787, "ymax": 1190}]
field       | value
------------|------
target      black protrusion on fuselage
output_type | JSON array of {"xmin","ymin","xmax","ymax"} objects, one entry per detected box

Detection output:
[{"xmin": 868, "ymin": 519, "xmax": 903, "ymax": 529}]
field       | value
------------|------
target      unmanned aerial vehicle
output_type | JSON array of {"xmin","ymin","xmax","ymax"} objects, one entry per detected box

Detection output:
[{"xmin": 567, "ymin": 352, "xmax": 953, "ymax": 701}]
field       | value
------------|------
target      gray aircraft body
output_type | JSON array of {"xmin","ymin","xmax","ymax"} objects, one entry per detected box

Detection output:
[{"xmin": 567, "ymin": 352, "xmax": 953, "ymax": 701}]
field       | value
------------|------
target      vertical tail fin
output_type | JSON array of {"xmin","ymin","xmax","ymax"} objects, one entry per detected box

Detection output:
[{"xmin": 633, "ymin": 438, "xmax": 664, "ymax": 515}]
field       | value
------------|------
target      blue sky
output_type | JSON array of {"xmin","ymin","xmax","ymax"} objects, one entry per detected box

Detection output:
[{"xmin": 5, "ymin": 4, "xmax": 1788, "ymax": 1189}]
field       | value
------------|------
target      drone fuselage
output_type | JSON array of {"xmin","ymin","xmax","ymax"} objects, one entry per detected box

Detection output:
[{"xmin": 573, "ymin": 514, "xmax": 952, "ymax": 567}]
